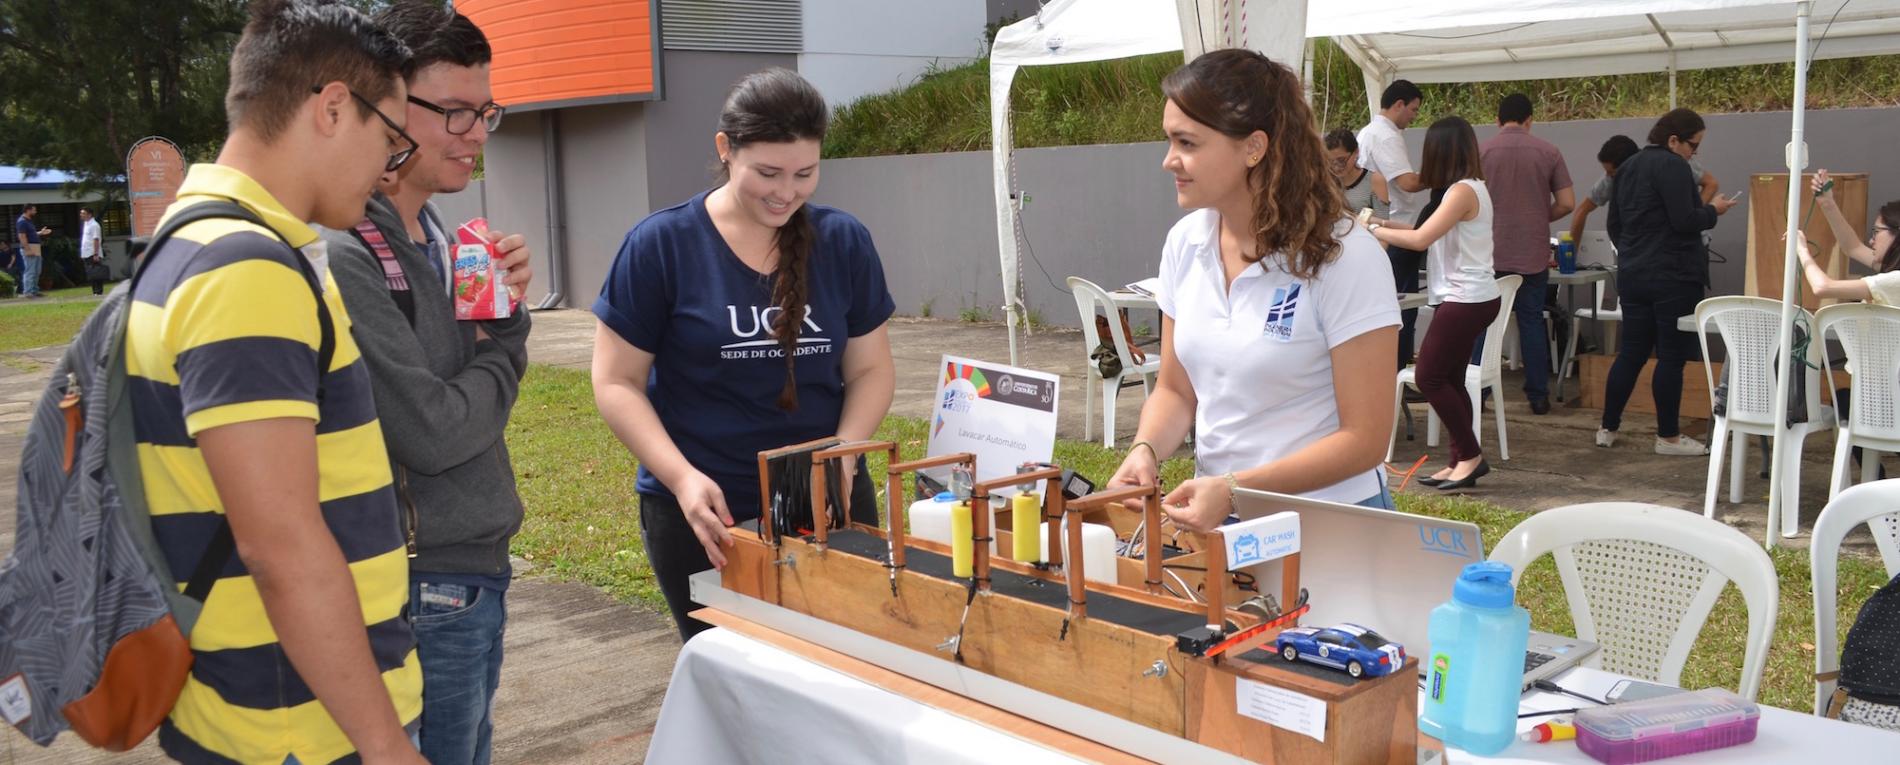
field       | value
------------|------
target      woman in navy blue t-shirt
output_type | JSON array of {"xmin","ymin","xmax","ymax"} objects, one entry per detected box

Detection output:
[{"xmin": 592, "ymin": 69, "xmax": 897, "ymax": 641}]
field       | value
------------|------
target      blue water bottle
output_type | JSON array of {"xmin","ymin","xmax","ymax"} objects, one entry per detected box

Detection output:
[
  {"xmin": 1556, "ymin": 232, "xmax": 1578, "ymax": 274},
  {"xmin": 1419, "ymin": 561, "xmax": 1531, "ymax": 755}
]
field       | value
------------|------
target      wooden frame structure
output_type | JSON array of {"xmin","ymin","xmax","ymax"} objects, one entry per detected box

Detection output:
[{"xmin": 719, "ymin": 439, "xmax": 1416, "ymax": 763}]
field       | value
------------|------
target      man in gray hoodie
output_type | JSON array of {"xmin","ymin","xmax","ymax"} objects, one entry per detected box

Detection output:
[{"xmin": 319, "ymin": 5, "xmax": 530, "ymax": 763}]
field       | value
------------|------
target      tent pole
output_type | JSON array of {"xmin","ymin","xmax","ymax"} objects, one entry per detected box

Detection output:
[
  {"xmin": 1767, "ymin": 1, "xmax": 1813, "ymax": 547},
  {"xmin": 1669, "ymin": 63, "xmax": 1678, "ymax": 108},
  {"xmin": 1302, "ymin": 37, "xmax": 1317, "ymax": 106}
]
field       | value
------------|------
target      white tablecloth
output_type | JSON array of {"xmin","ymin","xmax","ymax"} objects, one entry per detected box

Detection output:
[
  {"xmin": 1442, "ymin": 666, "xmax": 1900, "ymax": 763},
  {"xmin": 646, "ymin": 628, "xmax": 1079, "ymax": 764},
  {"xmin": 649, "ymin": 627, "xmax": 1900, "ymax": 764}
]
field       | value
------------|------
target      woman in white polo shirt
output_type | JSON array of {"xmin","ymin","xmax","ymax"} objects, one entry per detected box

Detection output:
[
  {"xmin": 1107, "ymin": 49, "xmax": 1401, "ymax": 531},
  {"xmin": 1370, "ymin": 117, "xmax": 1501, "ymax": 491}
]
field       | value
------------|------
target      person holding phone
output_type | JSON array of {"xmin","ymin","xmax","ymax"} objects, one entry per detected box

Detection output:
[
  {"xmin": 12, "ymin": 203, "xmax": 49, "ymax": 298},
  {"xmin": 1597, "ymin": 108, "xmax": 1738, "ymax": 455}
]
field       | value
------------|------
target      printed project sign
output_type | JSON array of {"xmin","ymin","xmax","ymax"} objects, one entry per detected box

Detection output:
[
  {"xmin": 126, "ymin": 137, "xmax": 186, "ymax": 237},
  {"xmin": 927, "ymin": 355, "xmax": 1058, "ymax": 483},
  {"xmin": 1219, "ymin": 511, "xmax": 1300, "ymax": 570}
]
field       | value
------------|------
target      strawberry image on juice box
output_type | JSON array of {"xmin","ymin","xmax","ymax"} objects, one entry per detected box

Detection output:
[{"xmin": 453, "ymin": 218, "xmax": 513, "ymax": 320}]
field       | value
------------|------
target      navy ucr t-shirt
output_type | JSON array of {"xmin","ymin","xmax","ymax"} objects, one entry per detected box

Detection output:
[{"xmin": 594, "ymin": 190, "xmax": 895, "ymax": 521}]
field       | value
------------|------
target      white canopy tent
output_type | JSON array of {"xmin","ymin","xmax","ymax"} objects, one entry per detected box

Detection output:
[{"xmin": 989, "ymin": 0, "xmax": 1900, "ymax": 544}]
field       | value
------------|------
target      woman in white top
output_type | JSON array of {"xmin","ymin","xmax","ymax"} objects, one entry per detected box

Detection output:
[
  {"xmin": 1371, "ymin": 116, "xmax": 1501, "ymax": 491},
  {"xmin": 1107, "ymin": 49, "xmax": 1401, "ymax": 532}
]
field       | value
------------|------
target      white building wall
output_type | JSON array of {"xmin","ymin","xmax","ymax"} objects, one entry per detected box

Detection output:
[{"xmin": 797, "ymin": 0, "xmax": 987, "ymax": 108}]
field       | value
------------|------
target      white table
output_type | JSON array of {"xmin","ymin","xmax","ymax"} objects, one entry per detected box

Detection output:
[
  {"xmin": 1399, "ymin": 292, "xmax": 1430, "ymax": 312},
  {"xmin": 1441, "ymin": 665, "xmax": 1900, "ymax": 763},
  {"xmin": 1549, "ymin": 268, "xmax": 1615, "ymax": 403},
  {"xmin": 647, "ymin": 617, "xmax": 1900, "ymax": 764},
  {"xmin": 1108, "ymin": 289, "xmax": 1158, "ymax": 313}
]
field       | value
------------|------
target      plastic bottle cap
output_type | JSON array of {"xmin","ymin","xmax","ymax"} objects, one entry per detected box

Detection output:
[
  {"xmin": 1453, "ymin": 561, "xmax": 1517, "ymax": 608},
  {"xmin": 934, "ymin": 492, "xmax": 956, "ymax": 502}
]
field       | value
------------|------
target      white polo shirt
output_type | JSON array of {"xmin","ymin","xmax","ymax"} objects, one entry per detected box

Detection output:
[
  {"xmin": 1357, "ymin": 115, "xmax": 1426, "ymax": 224},
  {"xmin": 1155, "ymin": 209, "xmax": 1401, "ymax": 507}
]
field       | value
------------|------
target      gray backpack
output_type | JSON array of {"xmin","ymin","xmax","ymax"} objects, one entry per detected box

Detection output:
[{"xmin": 0, "ymin": 201, "xmax": 332, "ymax": 750}]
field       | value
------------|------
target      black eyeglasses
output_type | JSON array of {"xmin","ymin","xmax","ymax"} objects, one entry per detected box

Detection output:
[
  {"xmin": 1873, "ymin": 224, "xmax": 1895, "ymax": 238},
  {"xmin": 312, "ymin": 86, "xmax": 418, "ymax": 172},
  {"xmin": 1683, "ymin": 139, "xmax": 1701, "ymax": 154},
  {"xmin": 408, "ymin": 95, "xmax": 505, "ymax": 135}
]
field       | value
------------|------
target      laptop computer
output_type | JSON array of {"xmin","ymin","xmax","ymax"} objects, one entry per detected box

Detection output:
[{"xmin": 1231, "ymin": 488, "xmax": 1597, "ymax": 689}]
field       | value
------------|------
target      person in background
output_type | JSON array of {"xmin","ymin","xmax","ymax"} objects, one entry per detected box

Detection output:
[
  {"xmin": 0, "ymin": 239, "xmax": 16, "ymax": 295},
  {"xmin": 1478, "ymin": 94, "xmax": 1573, "ymax": 415},
  {"xmin": 318, "ymin": 4, "xmax": 532, "ymax": 762},
  {"xmin": 1568, "ymin": 135, "xmax": 1720, "ymax": 244},
  {"xmin": 1325, "ymin": 128, "xmax": 1388, "ymax": 220},
  {"xmin": 79, "ymin": 207, "xmax": 106, "ymax": 294},
  {"xmin": 1372, "ymin": 117, "xmax": 1500, "ymax": 490},
  {"xmin": 1356, "ymin": 80, "xmax": 1429, "ymax": 368},
  {"xmin": 1793, "ymin": 175, "xmax": 1900, "ymax": 480},
  {"xmin": 13, "ymin": 203, "xmax": 48, "ymax": 298},
  {"xmin": 592, "ymin": 68, "xmax": 896, "ymax": 642},
  {"xmin": 1598, "ymin": 108, "xmax": 1738, "ymax": 455},
  {"xmin": 1109, "ymin": 49, "xmax": 1399, "ymax": 530}
]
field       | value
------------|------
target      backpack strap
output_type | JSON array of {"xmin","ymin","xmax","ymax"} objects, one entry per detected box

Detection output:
[
  {"xmin": 115, "ymin": 200, "xmax": 337, "ymax": 622},
  {"xmin": 347, "ymin": 218, "xmax": 417, "ymax": 326}
]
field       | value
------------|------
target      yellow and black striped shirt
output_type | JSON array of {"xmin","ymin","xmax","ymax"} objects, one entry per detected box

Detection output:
[{"xmin": 128, "ymin": 164, "xmax": 420, "ymax": 765}]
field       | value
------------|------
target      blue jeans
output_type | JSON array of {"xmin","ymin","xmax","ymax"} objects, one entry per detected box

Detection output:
[
  {"xmin": 21, "ymin": 254, "xmax": 41, "ymax": 296},
  {"xmin": 1470, "ymin": 269, "xmax": 1552, "ymax": 401},
  {"xmin": 410, "ymin": 580, "xmax": 507, "ymax": 765},
  {"xmin": 1357, "ymin": 479, "xmax": 1396, "ymax": 510}
]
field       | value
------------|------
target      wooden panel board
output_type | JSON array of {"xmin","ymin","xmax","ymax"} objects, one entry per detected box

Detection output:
[
  {"xmin": 694, "ymin": 607, "xmax": 1155, "ymax": 765},
  {"xmin": 1746, "ymin": 172, "xmax": 1866, "ymax": 313},
  {"xmin": 726, "ymin": 533, "xmax": 1192, "ymax": 735},
  {"xmin": 1185, "ymin": 656, "xmax": 1418, "ymax": 765},
  {"xmin": 1578, "ymin": 355, "xmax": 1845, "ymax": 414}
]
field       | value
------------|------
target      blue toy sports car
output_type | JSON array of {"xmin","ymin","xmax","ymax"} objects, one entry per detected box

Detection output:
[{"xmin": 1273, "ymin": 623, "xmax": 1406, "ymax": 678}]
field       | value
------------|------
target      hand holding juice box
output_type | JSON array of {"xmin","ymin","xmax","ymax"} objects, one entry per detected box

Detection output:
[{"xmin": 453, "ymin": 218, "xmax": 515, "ymax": 320}]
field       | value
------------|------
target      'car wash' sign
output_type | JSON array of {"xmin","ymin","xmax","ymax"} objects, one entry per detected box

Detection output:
[{"xmin": 1220, "ymin": 511, "xmax": 1300, "ymax": 570}]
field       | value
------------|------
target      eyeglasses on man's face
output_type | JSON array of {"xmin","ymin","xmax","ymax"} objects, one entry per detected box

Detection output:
[
  {"xmin": 311, "ymin": 85, "xmax": 419, "ymax": 173},
  {"xmin": 408, "ymin": 95, "xmax": 506, "ymax": 136}
]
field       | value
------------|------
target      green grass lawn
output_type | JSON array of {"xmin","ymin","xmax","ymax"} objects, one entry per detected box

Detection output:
[
  {"xmin": 0, "ymin": 298, "xmax": 104, "ymax": 353},
  {"xmin": 509, "ymin": 363, "xmax": 1883, "ymax": 712}
]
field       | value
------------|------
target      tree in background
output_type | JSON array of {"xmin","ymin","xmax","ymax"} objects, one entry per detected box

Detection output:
[{"xmin": 0, "ymin": 0, "xmax": 246, "ymax": 189}]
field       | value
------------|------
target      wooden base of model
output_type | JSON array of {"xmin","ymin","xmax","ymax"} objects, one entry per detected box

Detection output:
[{"xmin": 721, "ymin": 439, "xmax": 1416, "ymax": 764}]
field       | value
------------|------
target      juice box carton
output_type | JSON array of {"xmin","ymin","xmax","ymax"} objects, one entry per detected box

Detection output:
[{"xmin": 453, "ymin": 218, "xmax": 512, "ymax": 320}]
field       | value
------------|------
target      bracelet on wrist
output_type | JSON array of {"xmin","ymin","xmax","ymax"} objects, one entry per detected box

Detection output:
[{"xmin": 1131, "ymin": 440, "xmax": 1158, "ymax": 462}]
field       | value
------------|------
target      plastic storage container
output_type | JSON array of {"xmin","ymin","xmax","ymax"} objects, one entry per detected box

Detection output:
[
  {"xmin": 1574, "ymin": 688, "xmax": 1760, "ymax": 764},
  {"xmin": 1418, "ymin": 561, "xmax": 1531, "ymax": 756}
]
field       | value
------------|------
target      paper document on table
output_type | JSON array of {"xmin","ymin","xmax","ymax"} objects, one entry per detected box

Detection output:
[
  {"xmin": 1124, "ymin": 277, "xmax": 1161, "ymax": 298},
  {"xmin": 1236, "ymin": 677, "xmax": 1326, "ymax": 742}
]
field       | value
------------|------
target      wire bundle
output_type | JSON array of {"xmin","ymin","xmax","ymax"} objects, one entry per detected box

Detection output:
[{"xmin": 766, "ymin": 440, "xmax": 848, "ymax": 540}]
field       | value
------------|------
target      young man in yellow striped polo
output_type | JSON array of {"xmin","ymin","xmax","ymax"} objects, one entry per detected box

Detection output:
[{"xmin": 127, "ymin": 1, "xmax": 426, "ymax": 762}]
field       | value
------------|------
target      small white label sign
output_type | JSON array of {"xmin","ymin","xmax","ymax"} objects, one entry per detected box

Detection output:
[
  {"xmin": 1237, "ymin": 677, "xmax": 1326, "ymax": 742},
  {"xmin": 1218, "ymin": 511, "xmax": 1299, "ymax": 570},
  {"xmin": 0, "ymin": 674, "xmax": 32, "ymax": 725}
]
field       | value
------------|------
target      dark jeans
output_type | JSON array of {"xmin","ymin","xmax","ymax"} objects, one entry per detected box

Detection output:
[
  {"xmin": 410, "ymin": 580, "xmax": 507, "ymax": 765},
  {"xmin": 1388, "ymin": 244, "xmax": 1426, "ymax": 367},
  {"xmin": 1472, "ymin": 269, "xmax": 1552, "ymax": 401},
  {"xmin": 640, "ymin": 457, "xmax": 878, "ymax": 642},
  {"xmin": 1601, "ymin": 278, "xmax": 1703, "ymax": 438},
  {"xmin": 1419, "ymin": 299, "xmax": 1501, "ymax": 464}
]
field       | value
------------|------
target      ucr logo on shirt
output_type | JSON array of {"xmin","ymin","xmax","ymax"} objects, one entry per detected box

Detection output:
[
  {"xmin": 720, "ymin": 305, "xmax": 833, "ymax": 360},
  {"xmin": 1262, "ymin": 284, "xmax": 1301, "ymax": 342}
]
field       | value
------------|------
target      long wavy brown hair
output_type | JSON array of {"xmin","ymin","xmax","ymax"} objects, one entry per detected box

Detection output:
[{"xmin": 1162, "ymin": 49, "xmax": 1343, "ymax": 280}]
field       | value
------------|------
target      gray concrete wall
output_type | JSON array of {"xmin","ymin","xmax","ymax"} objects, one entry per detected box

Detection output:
[
  {"xmin": 645, "ymin": 50, "xmax": 800, "ymax": 216},
  {"xmin": 468, "ymin": 112, "xmax": 555, "ymax": 307},
  {"xmin": 558, "ymin": 101, "xmax": 651, "ymax": 307},
  {"xmin": 811, "ymin": 106, "xmax": 1900, "ymax": 328}
]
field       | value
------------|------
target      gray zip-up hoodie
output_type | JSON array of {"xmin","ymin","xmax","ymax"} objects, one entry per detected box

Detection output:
[{"xmin": 318, "ymin": 193, "xmax": 530, "ymax": 577}]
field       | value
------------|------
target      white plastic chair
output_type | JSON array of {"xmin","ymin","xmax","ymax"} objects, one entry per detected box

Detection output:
[
  {"xmin": 1489, "ymin": 502, "xmax": 1780, "ymax": 701},
  {"xmin": 1387, "ymin": 275, "xmax": 1521, "ymax": 463},
  {"xmin": 1695, "ymin": 296, "xmax": 1829, "ymax": 540},
  {"xmin": 1808, "ymin": 479, "xmax": 1900, "ymax": 717},
  {"xmin": 1817, "ymin": 303, "xmax": 1900, "ymax": 500},
  {"xmin": 1557, "ymin": 279, "xmax": 1624, "ymax": 392},
  {"xmin": 1068, "ymin": 277, "xmax": 1160, "ymax": 447}
]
